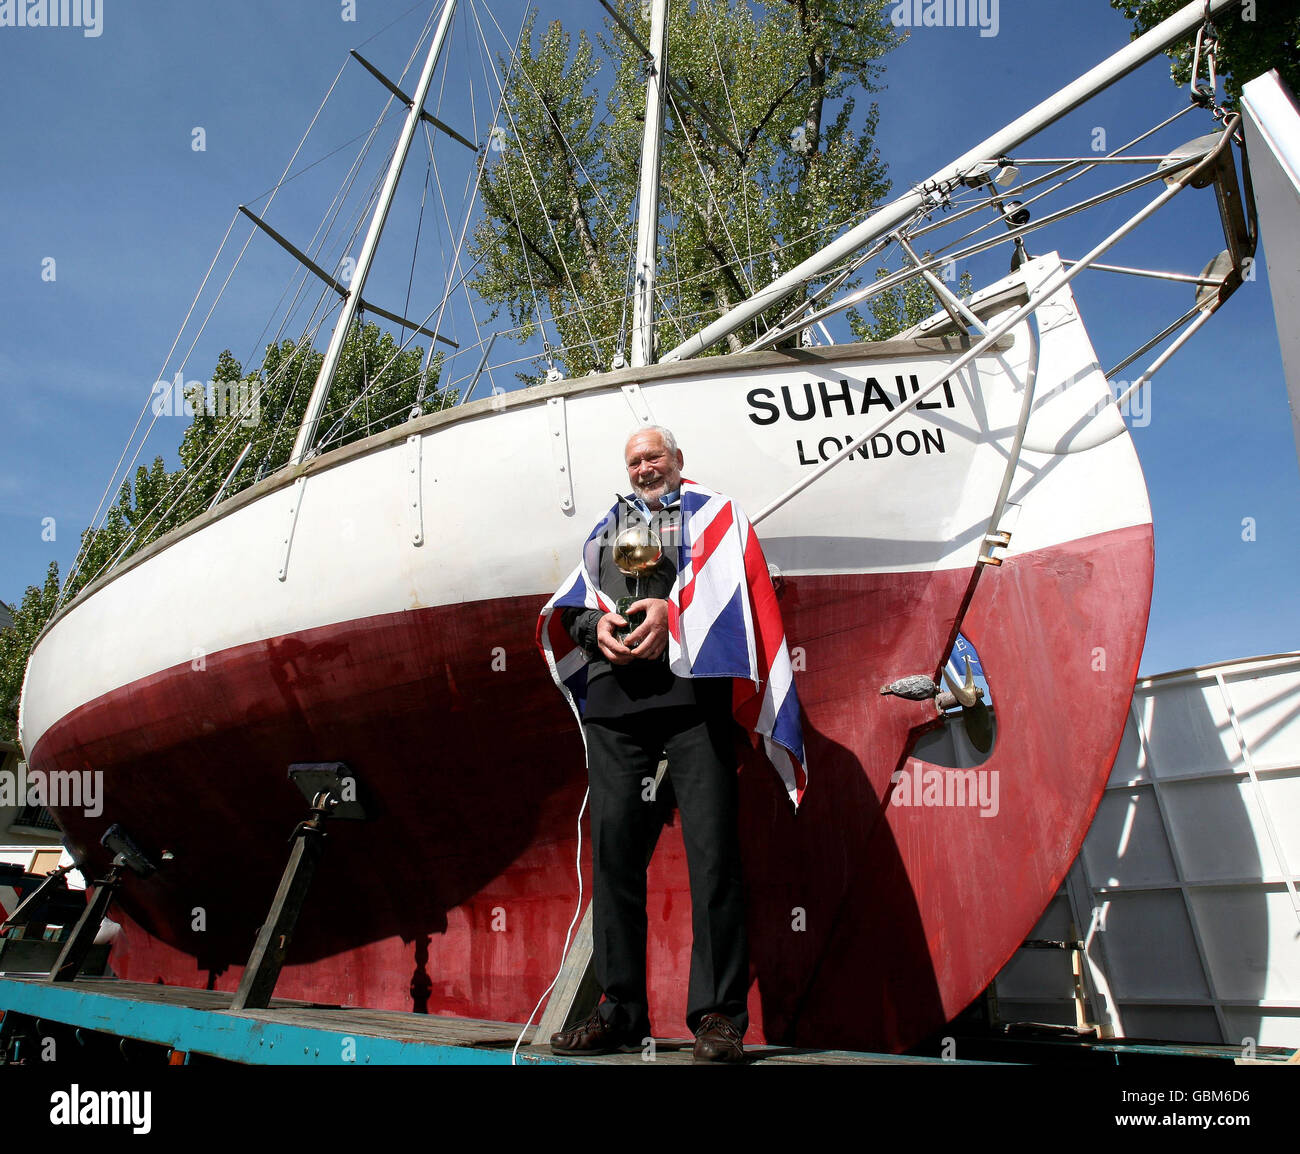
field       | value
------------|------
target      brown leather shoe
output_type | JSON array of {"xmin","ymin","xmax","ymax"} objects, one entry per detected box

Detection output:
[
  {"xmin": 550, "ymin": 1011, "xmax": 643, "ymax": 1056},
  {"xmin": 692, "ymin": 1013, "xmax": 745, "ymax": 1063}
]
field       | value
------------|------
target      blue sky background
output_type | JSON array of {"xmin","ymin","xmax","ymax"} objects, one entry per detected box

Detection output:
[{"xmin": 1, "ymin": 0, "xmax": 1298, "ymax": 676}]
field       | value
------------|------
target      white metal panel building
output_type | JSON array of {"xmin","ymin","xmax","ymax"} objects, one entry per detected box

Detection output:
[{"xmin": 994, "ymin": 653, "xmax": 1300, "ymax": 1048}]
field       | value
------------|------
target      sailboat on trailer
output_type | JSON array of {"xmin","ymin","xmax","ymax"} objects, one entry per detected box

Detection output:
[{"xmin": 16, "ymin": 0, "xmax": 1272, "ymax": 1051}]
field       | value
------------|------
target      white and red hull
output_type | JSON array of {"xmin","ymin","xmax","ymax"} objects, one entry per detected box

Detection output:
[{"xmin": 19, "ymin": 257, "xmax": 1154, "ymax": 1050}]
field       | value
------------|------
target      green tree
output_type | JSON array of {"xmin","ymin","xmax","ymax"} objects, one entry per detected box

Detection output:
[
  {"xmin": 70, "ymin": 458, "xmax": 172, "ymax": 605},
  {"xmin": 0, "ymin": 564, "xmax": 61, "ymax": 742},
  {"xmin": 176, "ymin": 320, "xmax": 448, "ymax": 513},
  {"xmin": 471, "ymin": 0, "xmax": 901, "ymax": 375},
  {"xmin": 1111, "ymin": 0, "xmax": 1300, "ymax": 106},
  {"xmin": 471, "ymin": 14, "xmax": 620, "ymax": 374}
]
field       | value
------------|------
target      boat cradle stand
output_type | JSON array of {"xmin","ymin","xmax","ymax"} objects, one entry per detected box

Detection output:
[
  {"xmin": 228, "ymin": 763, "xmax": 370, "ymax": 1012},
  {"xmin": 1, "ymin": 762, "xmax": 361, "ymax": 1006}
]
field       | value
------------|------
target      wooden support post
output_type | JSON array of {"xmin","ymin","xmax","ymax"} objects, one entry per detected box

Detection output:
[
  {"xmin": 534, "ymin": 904, "xmax": 602, "ymax": 1042},
  {"xmin": 229, "ymin": 812, "xmax": 328, "ymax": 1012},
  {"xmin": 1068, "ymin": 919, "xmax": 1093, "ymax": 1033}
]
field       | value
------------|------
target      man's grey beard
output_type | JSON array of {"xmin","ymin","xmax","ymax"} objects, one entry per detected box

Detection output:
[{"xmin": 632, "ymin": 476, "xmax": 668, "ymax": 499}]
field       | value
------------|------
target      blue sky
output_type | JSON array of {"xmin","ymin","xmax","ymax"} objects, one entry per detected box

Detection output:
[{"xmin": 2, "ymin": 0, "xmax": 1298, "ymax": 676}]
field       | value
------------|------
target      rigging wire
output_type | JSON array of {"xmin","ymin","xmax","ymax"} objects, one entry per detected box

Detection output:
[
  {"xmin": 66, "ymin": 49, "xmax": 422, "ymax": 596},
  {"xmin": 702, "ymin": 0, "xmax": 757, "ymax": 284},
  {"xmin": 223, "ymin": 6, "xmax": 437, "ymax": 460},
  {"xmin": 435, "ymin": 0, "xmax": 535, "ymax": 401},
  {"xmin": 663, "ymin": 80, "xmax": 758, "ymax": 323},
  {"xmin": 748, "ymin": 134, "xmax": 1214, "ymax": 351},
  {"xmin": 356, "ymin": 0, "xmax": 439, "ymax": 52},
  {"xmin": 657, "ymin": 185, "xmax": 691, "ymax": 344},
  {"xmin": 257, "ymin": 102, "xmax": 404, "ymax": 359},
  {"xmin": 316, "ymin": 4, "xmax": 533, "ymax": 434},
  {"xmin": 912, "ymin": 103, "xmax": 1203, "ymax": 257},
  {"xmin": 476, "ymin": 2, "xmax": 640, "ymax": 267},
  {"xmin": 419, "ymin": 119, "xmax": 484, "ymax": 402},
  {"xmin": 471, "ymin": 12, "xmax": 604, "ymax": 368},
  {"xmin": 59, "ymin": 43, "xmax": 398, "ymax": 604},
  {"xmin": 403, "ymin": 161, "xmax": 434, "ymax": 347},
  {"xmin": 58, "ymin": 206, "xmax": 244, "ymax": 607},
  {"xmin": 252, "ymin": 161, "xmax": 391, "ymax": 469},
  {"xmin": 476, "ymin": 0, "xmax": 683, "ymax": 368}
]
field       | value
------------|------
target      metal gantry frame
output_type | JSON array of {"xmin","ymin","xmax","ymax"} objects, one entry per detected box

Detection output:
[
  {"xmin": 662, "ymin": 0, "xmax": 1248, "ymax": 363},
  {"xmin": 747, "ymin": 117, "xmax": 1249, "ymax": 531}
]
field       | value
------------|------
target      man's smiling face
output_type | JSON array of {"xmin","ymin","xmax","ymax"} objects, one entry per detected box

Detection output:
[{"xmin": 625, "ymin": 429, "xmax": 683, "ymax": 507}]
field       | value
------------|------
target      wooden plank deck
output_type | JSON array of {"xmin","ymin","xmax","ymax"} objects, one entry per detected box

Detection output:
[{"xmin": 0, "ymin": 975, "xmax": 1003, "ymax": 1065}]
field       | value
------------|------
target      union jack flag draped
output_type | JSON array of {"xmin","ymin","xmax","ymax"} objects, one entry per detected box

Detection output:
[{"xmin": 536, "ymin": 480, "xmax": 807, "ymax": 807}]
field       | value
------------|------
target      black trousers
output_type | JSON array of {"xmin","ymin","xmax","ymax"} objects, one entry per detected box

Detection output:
[{"xmin": 585, "ymin": 704, "xmax": 749, "ymax": 1037}]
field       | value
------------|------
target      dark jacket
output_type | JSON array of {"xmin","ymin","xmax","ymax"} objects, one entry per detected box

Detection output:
[{"xmin": 562, "ymin": 499, "xmax": 728, "ymax": 720}]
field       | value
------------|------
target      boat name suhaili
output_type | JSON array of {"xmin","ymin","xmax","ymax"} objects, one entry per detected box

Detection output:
[{"xmin": 746, "ymin": 376, "xmax": 959, "ymax": 423}]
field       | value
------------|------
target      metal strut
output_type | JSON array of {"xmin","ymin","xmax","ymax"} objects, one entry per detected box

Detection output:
[
  {"xmin": 924, "ymin": 313, "xmax": 1040, "ymax": 697},
  {"xmin": 48, "ymin": 825, "xmax": 162, "ymax": 984}
]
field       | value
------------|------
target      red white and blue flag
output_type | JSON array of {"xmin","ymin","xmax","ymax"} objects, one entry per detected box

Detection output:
[{"xmin": 536, "ymin": 480, "xmax": 807, "ymax": 807}]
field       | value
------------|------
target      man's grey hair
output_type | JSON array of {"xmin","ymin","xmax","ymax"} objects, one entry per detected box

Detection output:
[{"xmin": 629, "ymin": 424, "xmax": 678, "ymax": 454}]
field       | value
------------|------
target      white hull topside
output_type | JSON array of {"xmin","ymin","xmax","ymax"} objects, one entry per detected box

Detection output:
[{"xmin": 21, "ymin": 255, "xmax": 1151, "ymax": 754}]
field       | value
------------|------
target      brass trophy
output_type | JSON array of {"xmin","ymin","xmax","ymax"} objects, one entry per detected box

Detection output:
[{"xmin": 611, "ymin": 522, "xmax": 664, "ymax": 647}]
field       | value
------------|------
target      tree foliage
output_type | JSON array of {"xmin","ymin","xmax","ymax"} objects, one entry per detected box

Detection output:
[
  {"xmin": 849, "ymin": 262, "xmax": 975, "ymax": 342},
  {"xmin": 1111, "ymin": 0, "xmax": 1299, "ymax": 106},
  {"xmin": 175, "ymin": 321, "xmax": 448, "ymax": 510},
  {"xmin": 0, "ymin": 564, "xmax": 60, "ymax": 743},
  {"xmin": 471, "ymin": 0, "xmax": 901, "ymax": 375}
]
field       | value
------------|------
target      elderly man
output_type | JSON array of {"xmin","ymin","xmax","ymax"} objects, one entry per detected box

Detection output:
[{"xmin": 544, "ymin": 426, "xmax": 751, "ymax": 1063}]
